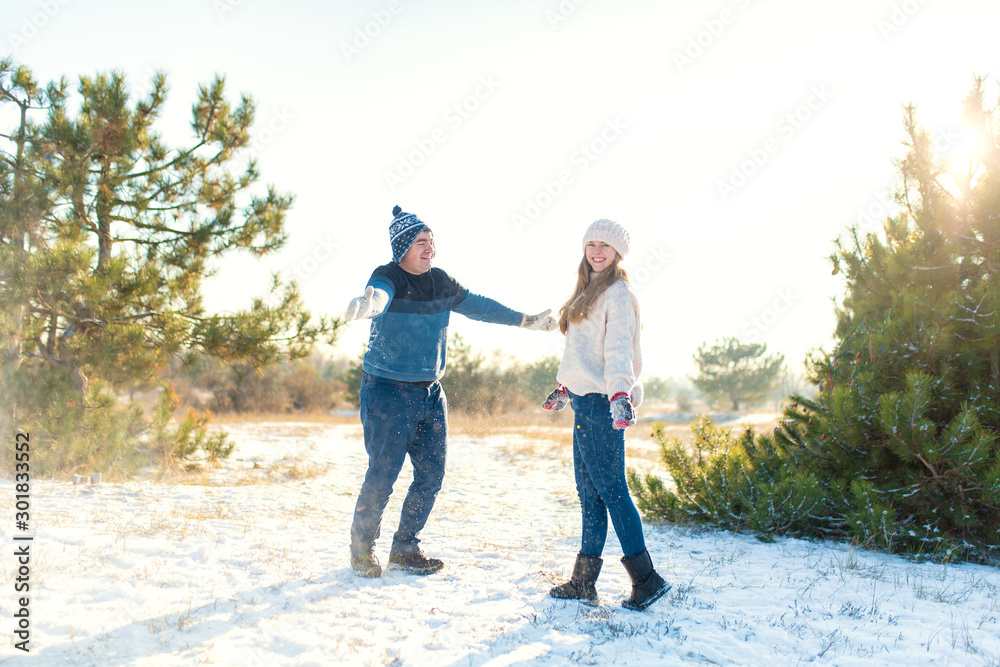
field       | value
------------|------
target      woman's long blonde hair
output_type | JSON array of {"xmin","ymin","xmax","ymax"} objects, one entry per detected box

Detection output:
[{"xmin": 558, "ymin": 252, "xmax": 629, "ymax": 334}]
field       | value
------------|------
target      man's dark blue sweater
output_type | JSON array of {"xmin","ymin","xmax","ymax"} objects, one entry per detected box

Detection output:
[{"xmin": 362, "ymin": 263, "xmax": 522, "ymax": 383}]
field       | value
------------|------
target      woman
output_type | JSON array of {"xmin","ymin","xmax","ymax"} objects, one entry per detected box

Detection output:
[{"xmin": 542, "ymin": 218, "xmax": 670, "ymax": 611}]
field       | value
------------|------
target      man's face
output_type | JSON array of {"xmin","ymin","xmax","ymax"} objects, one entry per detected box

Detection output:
[{"xmin": 399, "ymin": 230, "xmax": 435, "ymax": 275}]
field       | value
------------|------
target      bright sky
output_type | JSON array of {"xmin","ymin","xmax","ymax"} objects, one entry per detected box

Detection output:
[{"xmin": 4, "ymin": 0, "xmax": 998, "ymax": 380}]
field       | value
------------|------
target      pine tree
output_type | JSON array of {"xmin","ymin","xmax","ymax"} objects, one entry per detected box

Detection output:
[
  {"xmin": 691, "ymin": 337, "xmax": 784, "ymax": 410},
  {"xmin": 523, "ymin": 354, "xmax": 560, "ymax": 404},
  {"xmin": 0, "ymin": 61, "xmax": 49, "ymax": 434},
  {"xmin": 630, "ymin": 77, "xmax": 1000, "ymax": 561},
  {"xmin": 0, "ymin": 60, "xmax": 340, "ymax": 475},
  {"xmin": 642, "ymin": 375, "xmax": 672, "ymax": 403},
  {"xmin": 784, "ymin": 77, "xmax": 1000, "ymax": 558},
  {"xmin": 628, "ymin": 416, "xmax": 839, "ymax": 541}
]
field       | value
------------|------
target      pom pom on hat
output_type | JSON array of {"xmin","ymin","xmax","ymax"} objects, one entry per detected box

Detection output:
[
  {"xmin": 582, "ymin": 218, "xmax": 629, "ymax": 258},
  {"xmin": 388, "ymin": 205, "xmax": 430, "ymax": 263}
]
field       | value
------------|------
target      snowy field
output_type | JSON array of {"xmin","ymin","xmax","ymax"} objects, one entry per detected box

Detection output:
[{"xmin": 3, "ymin": 420, "xmax": 1000, "ymax": 666}]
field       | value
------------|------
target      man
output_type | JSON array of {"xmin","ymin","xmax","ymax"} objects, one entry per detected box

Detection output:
[{"xmin": 344, "ymin": 205, "xmax": 556, "ymax": 577}]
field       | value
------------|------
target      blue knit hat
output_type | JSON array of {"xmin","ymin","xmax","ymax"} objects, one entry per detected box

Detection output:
[{"xmin": 389, "ymin": 205, "xmax": 430, "ymax": 263}]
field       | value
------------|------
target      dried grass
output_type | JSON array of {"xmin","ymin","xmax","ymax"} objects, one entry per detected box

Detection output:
[{"xmin": 209, "ymin": 410, "xmax": 358, "ymax": 426}]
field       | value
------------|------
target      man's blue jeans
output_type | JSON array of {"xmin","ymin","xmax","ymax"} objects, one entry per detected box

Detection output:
[
  {"xmin": 568, "ymin": 391, "xmax": 647, "ymax": 559},
  {"xmin": 351, "ymin": 373, "xmax": 447, "ymax": 556}
]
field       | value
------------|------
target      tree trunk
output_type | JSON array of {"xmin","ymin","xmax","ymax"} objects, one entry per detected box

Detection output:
[{"xmin": 97, "ymin": 162, "xmax": 113, "ymax": 269}]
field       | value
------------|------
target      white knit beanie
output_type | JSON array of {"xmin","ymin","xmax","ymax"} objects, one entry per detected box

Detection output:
[{"xmin": 582, "ymin": 219, "xmax": 629, "ymax": 258}]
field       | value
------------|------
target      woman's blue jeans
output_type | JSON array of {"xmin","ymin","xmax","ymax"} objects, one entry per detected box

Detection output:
[
  {"xmin": 351, "ymin": 373, "xmax": 447, "ymax": 556},
  {"xmin": 568, "ymin": 390, "xmax": 647, "ymax": 559}
]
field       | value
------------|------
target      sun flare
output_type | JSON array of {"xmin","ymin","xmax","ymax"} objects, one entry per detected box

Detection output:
[{"xmin": 936, "ymin": 118, "xmax": 990, "ymax": 175}]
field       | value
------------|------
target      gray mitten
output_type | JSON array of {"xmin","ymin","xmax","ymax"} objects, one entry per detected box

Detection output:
[
  {"xmin": 520, "ymin": 309, "xmax": 557, "ymax": 332},
  {"xmin": 542, "ymin": 385, "xmax": 569, "ymax": 411},
  {"xmin": 610, "ymin": 392, "xmax": 636, "ymax": 430}
]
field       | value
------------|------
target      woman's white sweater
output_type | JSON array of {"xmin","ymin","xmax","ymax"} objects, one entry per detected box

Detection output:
[{"xmin": 556, "ymin": 279, "xmax": 642, "ymax": 404}]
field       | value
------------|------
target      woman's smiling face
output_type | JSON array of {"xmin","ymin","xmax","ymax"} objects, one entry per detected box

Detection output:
[{"xmin": 585, "ymin": 240, "xmax": 616, "ymax": 273}]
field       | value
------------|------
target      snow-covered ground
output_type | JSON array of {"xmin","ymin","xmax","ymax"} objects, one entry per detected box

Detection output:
[{"xmin": 3, "ymin": 421, "xmax": 999, "ymax": 666}]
